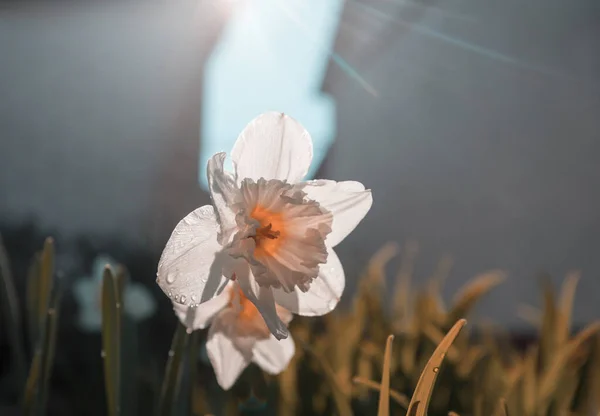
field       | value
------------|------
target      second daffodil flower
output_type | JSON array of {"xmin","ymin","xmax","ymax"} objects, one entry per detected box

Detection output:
[
  {"xmin": 157, "ymin": 112, "xmax": 372, "ymax": 340},
  {"xmin": 174, "ymin": 281, "xmax": 294, "ymax": 390}
]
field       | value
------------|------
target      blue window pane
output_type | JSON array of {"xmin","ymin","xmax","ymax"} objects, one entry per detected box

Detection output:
[{"xmin": 200, "ymin": 0, "xmax": 343, "ymax": 190}]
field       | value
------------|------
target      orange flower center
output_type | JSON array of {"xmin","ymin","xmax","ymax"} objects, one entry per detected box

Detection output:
[
  {"xmin": 229, "ymin": 286, "xmax": 271, "ymax": 338},
  {"xmin": 249, "ymin": 205, "xmax": 286, "ymax": 259},
  {"xmin": 234, "ymin": 287, "xmax": 260, "ymax": 321}
]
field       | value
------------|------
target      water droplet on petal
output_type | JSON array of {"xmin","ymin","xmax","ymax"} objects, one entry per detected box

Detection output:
[
  {"xmin": 201, "ymin": 276, "xmax": 208, "ymax": 283},
  {"xmin": 191, "ymin": 294, "xmax": 197, "ymax": 302},
  {"xmin": 433, "ymin": 367, "xmax": 439, "ymax": 373},
  {"xmin": 166, "ymin": 274, "xmax": 175, "ymax": 284},
  {"xmin": 440, "ymin": 352, "xmax": 446, "ymax": 359},
  {"xmin": 168, "ymin": 291, "xmax": 173, "ymax": 298},
  {"xmin": 174, "ymin": 294, "xmax": 180, "ymax": 302},
  {"xmin": 180, "ymin": 295, "xmax": 187, "ymax": 304}
]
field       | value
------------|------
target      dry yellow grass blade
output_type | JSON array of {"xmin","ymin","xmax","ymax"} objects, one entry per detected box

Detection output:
[
  {"xmin": 553, "ymin": 368, "xmax": 582, "ymax": 416},
  {"xmin": 406, "ymin": 319, "xmax": 467, "ymax": 416},
  {"xmin": 473, "ymin": 392, "xmax": 484, "ymax": 416},
  {"xmin": 278, "ymin": 349, "xmax": 299, "ymax": 415},
  {"xmin": 537, "ymin": 321, "xmax": 600, "ymax": 411},
  {"xmin": 558, "ymin": 271, "xmax": 581, "ymax": 344},
  {"xmin": 399, "ymin": 328, "xmax": 418, "ymax": 375},
  {"xmin": 326, "ymin": 313, "xmax": 364, "ymax": 397},
  {"xmin": 356, "ymin": 243, "xmax": 398, "ymax": 335},
  {"xmin": 576, "ymin": 334, "xmax": 600, "ymax": 414},
  {"xmin": 448, "ymin": 271, "xmax": 506, "ymax": 323},
  {"xmin": 427, "ymin": 254, "xmax": 454, "ymax": 313},
  {"xmin": 355, "ymin": 346, "xmax": 374, "ymax": 399},
  {"xmin": 392, "ymin": 241, "xmax": 418, "ymax": 331},
  {"xmin": 422, "ymin": 324, "xmax": 461, "ymax": 363},
  {"xmin": 493, "ymin": 398, "xmax": 509, "ymax": 416},
  {"xmin": 352, "ymin": 377, "xmax": 409, "ymax": 408},
  {"xmin": 367, "ymin": 242, "xmax": 400, "ymax": 286},
  {"xmin": 539, "ymin": 277, "xmax": 559, "ymax": 373},
  {"xmin": 516, "ymin": 305, "xmax": 541, "ymax": 327},
  {"xmin": 522, "ymin": 346, "xmax": 538, "ymax": 416},
  {"xmin": 456, "ymin": 346, "xmax": 487, "ymax": 379},
  {"xmin": 301, "ymin": 341, "xmax": 354, "ymax": 416},
  {"xmin": 377, "ymin": 335, "xmax": 395, "ymax": 416}
]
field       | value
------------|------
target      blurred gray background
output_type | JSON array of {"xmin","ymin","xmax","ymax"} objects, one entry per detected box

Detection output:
[{"xmin": 1, "ymin": 0, "xmax": 599, "ymax": 329}]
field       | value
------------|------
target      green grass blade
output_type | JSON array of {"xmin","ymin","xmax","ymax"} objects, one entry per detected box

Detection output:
[
  {"xmin": 102, "ymin": 266, "xmax": 123, "ymax": 416},
  {"xmin": 37, "ymin": 283, "xmax": 62, "ymax": 413},
  {"xmin": 0, "ymin": 233, "xmax": 27, "ymax": 386},
  {"xmin": 188, "ymin": 330, "xmax": 201, "ymax": 416},
  {"xmin": 22, "ymin": 273, "xmax": 62, "ymax": 416},
  {"xmin": 158, "ymin": 322, "xmax": 190, "ymax": 416},
  {"xmin": 22, "ymin": 350, "xmax": 42, "ymax": 416},
  {"xmin": 26, "ymin": 254, "xmax": 42, "ymax": 348},
  {"xmin": 37, "ymin": 238, "xmax": 54, "ymax": 332}
]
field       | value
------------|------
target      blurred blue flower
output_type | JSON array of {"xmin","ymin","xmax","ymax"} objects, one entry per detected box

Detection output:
[{"xmin": 73, "ymin": 254, "xmax": 156, "ymax": 332}]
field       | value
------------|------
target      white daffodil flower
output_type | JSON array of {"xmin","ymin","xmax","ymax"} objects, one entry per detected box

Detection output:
[
  {"xmin": 174, "ymin": 281, "xmax": 295, "ymax": 390},
  {"xmin": 74, "ymin": 254, "xmax": 157, "ymax": 332},
  {"xmin": 157, "ymin": 112, "xmax": 372, "ymax": 340}
]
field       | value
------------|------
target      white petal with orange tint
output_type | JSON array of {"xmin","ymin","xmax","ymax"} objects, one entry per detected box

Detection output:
[
  {"xmin": 207, "ymin": 152, "xmax": 239, "ymax": 245},
  {"xmin": 302, "ymin": 180, "xmax": 373, "ymax": 247},
  {"xmin": 236, "ymin": 270, "xmax": 289, "ymax": 340},
  {"xmin": 173, "ymin": 285, "xmax": 231, "ymax": 331},
  {"xmin": 231, "ymin": 112, "xmax": 313, "ymax": 184},
  {"xmin": 252, "ymin": 335, "xmax": 296, "ymax": 375},
  {"xmin": 206, "ymin": 309, "xmax": 252, "ymax": 390},
  {"xmin": 272, "ymin": 247, "xmax": 344, "ymax": 316},
  {"xmin": 157, "ymin": 205, "xmax": 228, "ymax": 305}
]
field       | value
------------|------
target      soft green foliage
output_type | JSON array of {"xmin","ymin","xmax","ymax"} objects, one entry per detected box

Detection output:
[
  {"xmin": 0, "ymin": 234, "xmax": 27, "ymax": 388},
  {"xmin": 21, "ymin": 238, "xmax": 61, "ymax": 416},
  {"xmin": 158, "ymin": 322, "xmax": 189, "ymax": 416},
  {"xmin": 3, "ymin": 236, "xmax": 600, "ymax": 415},
  {"xmin": 102, "ymin": 266, "xmax": 124, "ymax": 416}
]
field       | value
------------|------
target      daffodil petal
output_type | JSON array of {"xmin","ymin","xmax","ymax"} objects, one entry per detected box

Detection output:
[
  {"xmin": 157, "ymin": 205, "xmax": 228, "ymax": 306},
  {"xmin": 231, "ymin": 112, "xmax": 313, "ymax": 184},
  {"xmin": 272, "ymin": 247, "xmax": 344, "ymax": 316},
  {"xmin": 207, "ymin": 152, "xmax": 238, "ymax": 245},
  {"xmin": 237, "ymin": 269, "xmax": 289, "ymax": 340},
  {"xmin": 206, "ymin": 310, "xmax": 251, "ymax": 390},
  {"xmin": 252, "ymin": 334, "xmax": 295, "ymax": 375},
  {"xmin": 173, "ymin": 284, "xmax": 231, "ymax": 331},
  {"xmin": 302, "ymin": 180, "xmax": 373, "ymax": 247}
]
